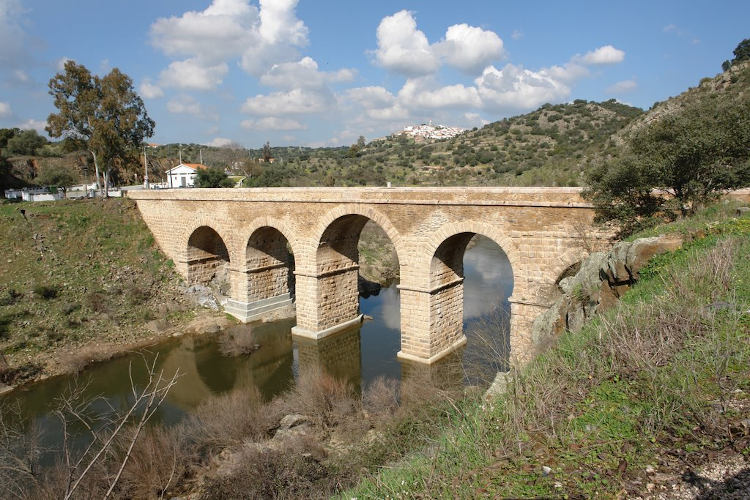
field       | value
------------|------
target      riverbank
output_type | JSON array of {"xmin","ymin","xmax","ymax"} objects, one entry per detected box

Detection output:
[
  {"xmin": 344, "ymin": 204, "xmax": 750, "ymax": 498},
  {"xmin": 0, "ymin": 198, "xmax": 399, "ymax": 390},
  {"xmin": 0, "ymin": 198, "xmax": 220, "ymax": 388}
]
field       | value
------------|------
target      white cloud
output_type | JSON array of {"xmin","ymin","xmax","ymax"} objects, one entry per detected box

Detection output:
[
  {"xmin": 149, "ymin": 0, "xmax": 309, "ymax": 89},
  {"xmin": 159, "ymin": 58, "xmax": 228, "ymax": 90},
  {"xmin": 374, "ymin": 10, "xmax": 439, "ymax": 76},
  {"xmin": 0, "ymin": 101, "xmax": 11, "ymax": 118},
  {"xmin": 374, "ymin": 10, "xmax": 505, "ymax": 76},
  {"xmin": 17, "ymin": 118, "xmax": 47, "ymax": 134},
  {"xmin": 11, "ymin": 69, "xmax": 28, "ymax": 83},
  {"xmin": 544, "ymin": 62, "xmax": 590, "ymax": 83},
  {"xmin": 241, "ymin": 88, "xmax": 332, "ymax": 115},
  {"xmin": 139, "ymin": 80, "xmax": 164, "ymax": 99},
  {"xmin": 365, "ymin": 104, "xmax": 410, "ymax": 122},
  {"xmin": 433, "ymin": 23, "xmax": 504, "ymax": 73},
  {"xmin": 511, "ymin": 29, "xmax": 523, "ymax": 40},
  {"xmin": 259, "ymin": 57, "xmax": 354, "ymax": 89},
  {"xmin": 344, "ymin": 86, "xmax": 396, "ymax": 109},
  {"xmin": 257, "ymin": 0, "xmax": 307, "ymax": 46},
  {"xmin": 150, "ymin": 0, "xmax": 260, "ymax": 63},
  {"xmin": 606, "ymin": 79, "xmax": 637, "ymax": 94},
  {"xmin": 56, "ymin": 57, "xmax": 72, "ymax": 71},
  {"xmin": 399, "ymin": 78, "xmax": 481, "ymax": 109},
  {"xmin": 579, "ymin": 45, "xmax": 625, "ymax": 65},
  {"xmin": 464, "ymin": 112, "xmax": 489, "ymax": 127},
  {"xmin": 241, "ymin": 117, "xmax": 306, "ymax": 130},
  {"xmin": 475, "ymin": 63, "xmax": 571, "ymax": 110},
  {"xmin": 207, "ymin": 137, "xmax": 234, "ymax": 147},
  {"xmin": 166, "ymin": 95, "xmax": 203, "ymax": 115}
]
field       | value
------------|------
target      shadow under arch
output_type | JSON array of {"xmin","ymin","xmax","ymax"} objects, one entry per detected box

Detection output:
[
  {"xmin": 245, "ymin": 225, "xmax": 296, "ymax": 303},
  {"xmin": 186, "ymin": 225, "xmax": 231, "ymax": 289},
  {"xmin": 428, "ymin": 230, "xmax": 515, "ymax": 375}
]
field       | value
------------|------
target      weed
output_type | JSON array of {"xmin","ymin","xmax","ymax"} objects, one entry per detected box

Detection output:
[
  {"xmin": 0, "ymin": 289, "xmax": 22, "ymax": 306},
  {"xmin": 33, "ymin": 284, "xmax": 58, "ymax": 300}
]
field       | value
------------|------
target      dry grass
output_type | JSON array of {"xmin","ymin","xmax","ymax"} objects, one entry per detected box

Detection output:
[{"xmin": 184, "ymin": 385, "xmax": 278, "ymax": 453}]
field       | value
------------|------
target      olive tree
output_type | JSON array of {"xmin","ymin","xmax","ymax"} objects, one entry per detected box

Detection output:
[{"xmin": 46, "ymin": 61, "xmax": 154, "ymax": 196}]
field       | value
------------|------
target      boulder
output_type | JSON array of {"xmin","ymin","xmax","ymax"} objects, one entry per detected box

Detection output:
[
  {"xmin": 185, "ymin": 284, "xmax": 220, "ymax": 310},
  {"xmin": 531, "ymin": 233, "xmax": 684, "ymax": 350}
]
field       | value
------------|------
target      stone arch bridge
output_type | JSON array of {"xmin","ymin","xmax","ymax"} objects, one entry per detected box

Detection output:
[{"xmin": 127, "ymin": 187, "xmax": 611, "ymax": 365}]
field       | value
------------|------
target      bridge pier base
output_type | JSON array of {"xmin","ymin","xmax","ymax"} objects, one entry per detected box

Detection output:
[
  {"xmin": 508, "ymin": 298, "xmax": 549, "ymax": 365},
  {"xmin": 224, "ymin": 293, "xmax": 294, "ymax": 323},
  {"xmin": 291, "ymin": 314, "xmax": 363, "ymax": 340}
]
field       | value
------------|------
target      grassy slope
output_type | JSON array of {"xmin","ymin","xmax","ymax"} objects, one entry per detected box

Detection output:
[
  {"xmin": 343, "ymin": 207, "xmax": 750, "ymax": 498},
  {"xmin": 0, "ymin": 198, "xmax": 194, "ymax": 383}
]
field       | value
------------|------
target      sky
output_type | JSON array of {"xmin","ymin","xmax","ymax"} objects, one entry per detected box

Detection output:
[{"xmin": 0, "ymin": 0, "xmax": 748, "ymax": 148}]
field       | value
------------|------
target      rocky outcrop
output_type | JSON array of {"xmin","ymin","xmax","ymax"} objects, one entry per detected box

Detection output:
[{"xmin": 531, "ymin": 234, "xmax": 684, "ymax": 350}]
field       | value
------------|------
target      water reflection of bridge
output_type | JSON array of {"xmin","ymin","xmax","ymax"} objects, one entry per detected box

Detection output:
[{"xmin": 161, "ymin": 318, "xmax": 466, "ymax": 411}]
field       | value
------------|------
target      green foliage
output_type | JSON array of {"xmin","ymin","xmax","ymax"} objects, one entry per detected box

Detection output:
[
  {"xmin": 585, "ymin": 79, "xmax": 750, "ymax": 235},
  {"xmin": 195, "ymin": 167, "xmax": 234, "ymax": 188},
  {"xmin": 732, "ymin": 38, "xmax": 750, "ymax": 65},
  {"xmin": 261, "ymin": 141, "xmax": 272, "ymax": 162},
  {"xmin": 46, "ymin": 61, "xmax": 154, "ymax": 190},
  {"xmin": 6, "ymin": 129, "xmax": 47, "ymax": 156},
  {"xmin": 36, "ymin": 165, "xmax": 78, "ymax": 190},
  {"xmin": 0, "ymin": 128, "xmax": 20, "ymax": 150}
]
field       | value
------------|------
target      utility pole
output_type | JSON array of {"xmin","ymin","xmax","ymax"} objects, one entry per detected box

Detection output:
[{"xmin": 199, "ymin": 148, "xmax": 203, "ymax": 165}]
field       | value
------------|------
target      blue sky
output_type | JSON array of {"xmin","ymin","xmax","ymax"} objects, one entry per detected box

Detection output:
[{"xmin": 0, "ymin": 0, "xmax": 748, "ymax": 148}]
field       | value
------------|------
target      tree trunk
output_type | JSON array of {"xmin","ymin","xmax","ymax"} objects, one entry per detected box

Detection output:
[{"xmin": 90, "ymin": 150, "xmax": 102, "ymax": 196}]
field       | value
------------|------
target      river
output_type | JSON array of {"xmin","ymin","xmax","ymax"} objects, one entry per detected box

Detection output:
[{"xmin": 1, "ymin": 235, "xmax": 513, "ymax": 465}]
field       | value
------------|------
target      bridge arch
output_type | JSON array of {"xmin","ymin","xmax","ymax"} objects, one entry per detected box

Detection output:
[
  {"xmin": 185, "ymin": 225, "xmax": 231, "ymax": 291},
  {"xmin": 311, "ymin": 204, "xmax": 405, "ymax": 269},
  {"xmin": 294, "ymin": 205, "xmax": 403, "ymax": 335},
  {"xmin": 397, "ymin": 221, "xmax": 519, "ymax": 365}
]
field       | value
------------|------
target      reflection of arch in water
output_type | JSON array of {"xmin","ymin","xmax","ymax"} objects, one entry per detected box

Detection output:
[
  {"xmin": 186, "ymin": 226, "xmax": 231, "ymax": 287},
  {"xmin": 159, "ymin": 322, "xmax": 295, "ymax": 411},
  {"xmin": 400, "ymin": 344, "xmax": 465, "ymax": 394},
  {"xmin": 296, "ymin": 325, "xmax": 362, "ymax": 390}
]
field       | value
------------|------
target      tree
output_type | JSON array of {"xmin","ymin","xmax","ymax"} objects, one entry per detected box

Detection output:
[
  {"xmin": 261, "ymin": 141, "xmax": 272, "ymax": 162},
  {"xmin": 0, "ymin": 128, "xmax": 20, "ymax": 150},
  {"xmin": 721, "ymin": 38, "xmax": 750, "ymax": 71},
  {"xmin": 37, "ymin": 165, "xmax": 78, "ymax": 193},
  {"xmin": 6, "ymin": 129, "xmax": 47, "ymax": 156},
  {"xmin": 585, "ymin": 87, "xmax": 750, "ymax": 234},
  {"xmin": 732, "ymin": 38, "xmax": 750, "ymax": 64},
  {"xmin": 195, "ymin": 167, "xmax": 234, "ymax": 188},
  {"xmin": 46, "ymin": 61, "xmax": 154, "ymax": 196}
]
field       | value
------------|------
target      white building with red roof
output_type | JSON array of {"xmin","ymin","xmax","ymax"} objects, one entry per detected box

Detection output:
[{"xmin": 166, "ymin": 163, "xmax": 209, "ymax": 188}]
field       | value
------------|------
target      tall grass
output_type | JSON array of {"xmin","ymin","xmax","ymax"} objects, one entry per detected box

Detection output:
[{"xmin": 345, "ymin": 224, "xmax": 749, "ymax": 497}]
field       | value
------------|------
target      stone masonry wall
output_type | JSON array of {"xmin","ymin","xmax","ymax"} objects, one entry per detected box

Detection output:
[{"xmin": 128, "ymin": 187, "xmax": 613, "ymax": 365}]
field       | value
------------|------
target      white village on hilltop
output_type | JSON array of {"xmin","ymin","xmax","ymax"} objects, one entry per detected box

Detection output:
[{"xmin": 394, "ymin": 121, "xmax": 465, "ymax": 141}]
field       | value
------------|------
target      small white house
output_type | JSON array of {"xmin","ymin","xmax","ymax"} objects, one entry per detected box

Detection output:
[{"xmin": 166, "ymin": 163, "xmax": 208, "ymax": 188}]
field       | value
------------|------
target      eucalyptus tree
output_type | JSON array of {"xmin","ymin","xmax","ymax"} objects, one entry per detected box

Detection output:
[{"xmin": 46, "ymin": 61, "xmax": 154, "ymax": 196}]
